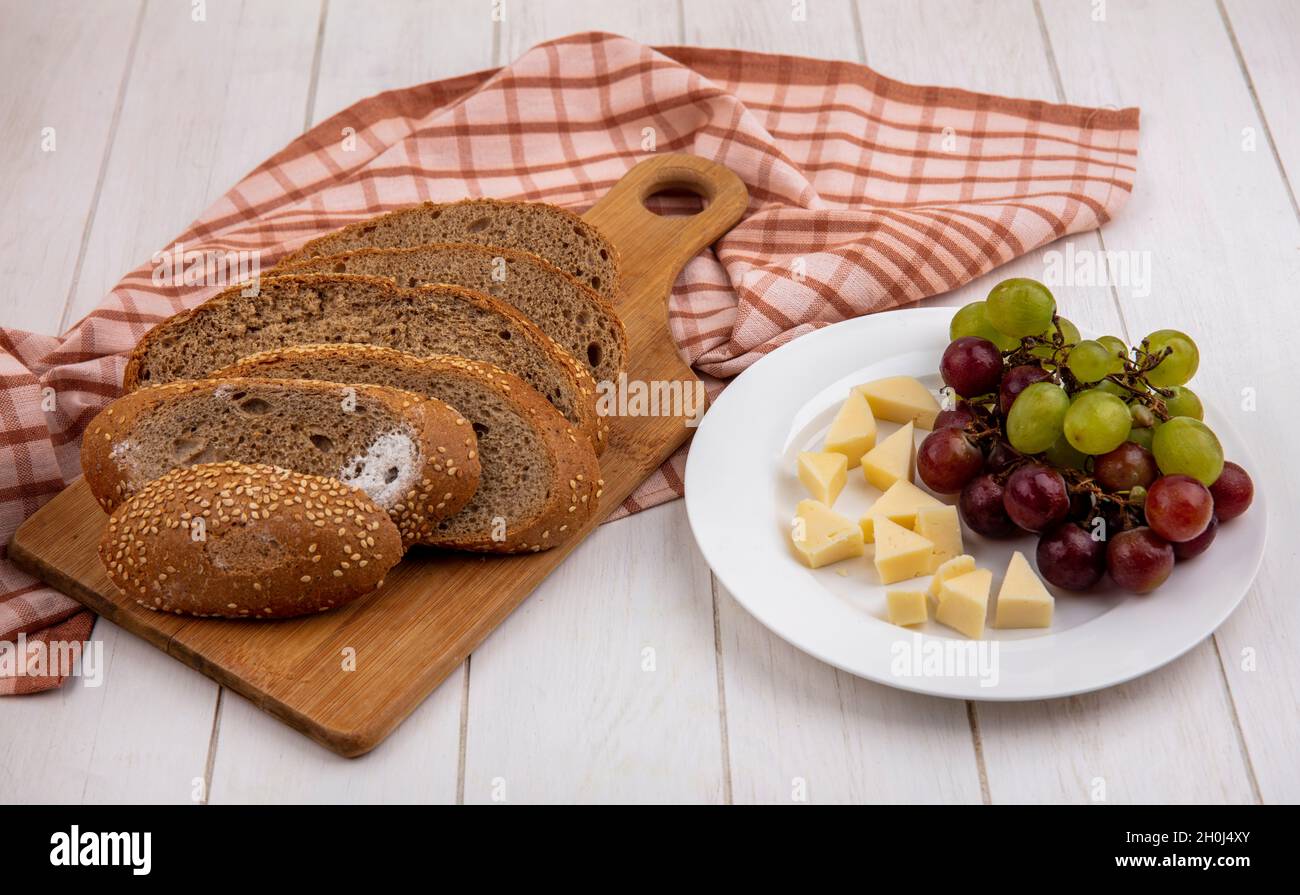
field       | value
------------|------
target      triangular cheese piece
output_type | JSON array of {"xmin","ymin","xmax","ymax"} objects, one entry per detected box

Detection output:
[
  {"xmin": 858, "ymin": 479, "xmax": 943, "ymax": 542},
  {"xmin": 927, "ymin": 553, "xmax": 977, "ymax": 609},
  {"xmin": 873, "ymin": 517, "xmax": 935, "ymax": 584},
  {"xmin": 790, "ymin": 499, "xmax": 864, "ymax": 569},
  {"xmin": 854, "ymin": 377, "xmax": 940, "ymax": 429},
  {"xmin": 994, "ymin": 550, "xmax": 1054, "ymax": 629},
  {"xmin": 797, "ymin": 451, "xmax": 848, "ymax": 506},
  {"xmin": 936, "ymin": 568, "xmax": 992, "ymax": 639},
  {"xmin": 915, "ymin": 504, "xmax": 963, "ymax": 573},
  {"xmin": 862, "ymin": 422, "xmax": 915, "ymax": 491},
  {"xmin": 824, "ymin": 390, "xmax": 877, "ymax": 468}
]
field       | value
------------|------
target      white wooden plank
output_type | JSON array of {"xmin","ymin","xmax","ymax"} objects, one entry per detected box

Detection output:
[
  {"xmin": 0, "ymin": 619, "xmax": 217, "ymax": 804},
  {"xmin": 462, "ymin": 503, "xmax": 724, "ymax": 803},
  {"xmin": 1221, "ymin": 0, "xmax": 1300, "ymax": 197},
  {"xmin": 717, "ymin": 585, "xmax": 984, "ymax": 803},
  {"xmin": 502, "ymin": 0, "xmax": 682, "ymax": 62},
  {"xmin": 858, "ymin": 0, "xmax": 1253, "ymax": 804},
  {"xmin": 0, "ymin": 0, "xmax": 140, "ymax": 334},
  {"xmin": 1, "ymin": 0, "xmax": 322, "ymax": 803},
  {"xmin": 684, "ymin": 0, "xmax": 863, "ymax": 57},
  {"xmin": 979, "ymin": 646, "xmax": 1253, "ymax": 803},
  {"xmin": 311, "ymin": 0, "xmax": 495, "ymax": 124},
  {"xmin": 208, "ymin": 665, "xmax": 464, "ymax": 803},
  {"xmin": 205, "ymin": 0, "xmax": 493, "ymax": 793},
  {"xmin": 1038, "ymin": 0, "xmax": 1300, "ymax": 801},
  {"xmin": 684, "ymin": 0, "xmax": 985, "ymax": 804},
  {"xmin": 61, "ymin": 0, "xmax": 322, "ymax": 328}
]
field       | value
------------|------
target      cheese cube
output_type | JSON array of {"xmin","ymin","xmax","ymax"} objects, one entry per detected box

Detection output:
[
  {"xmin": 994, "ymin": 550, "xmax": 1054, "ymax": 629},
  {"xmin": 915, "ymin": 504, "xmax": 963, "ymax": 573},
  {"xmin": 886, "ymin": 590, "xmax": 928, "ymax": 627},
  {"xmin": 790, "ymin": 499, "xmax": 864, "ymax": 569},
  {"xmin": 927, "ymin": 553, "xmax": 976, "ymax": 607},
  {"xmin": 936, "ymin": 568, "xmax": 992, "ymax": 639},
  {"xmin": 873, "ymin": 517, "xmax": 935, "ymax": 584},
  {"xmin": 859, "ymin": 479, "xmax": 944, "ymax": 542},
  {"xmin": 854, "ymin": 376, "xmax": 941, "ymax": 429},
  {"xmin": 824, "ymin": 390, "xmax": 877, "ymax": 468},
  {"xmin": 862, "ymin": 421, "xmax": 915, "ymax": 491},
  {"xmin": 797, "ymin": 451, "xmax": 848, "ymax": 506}
]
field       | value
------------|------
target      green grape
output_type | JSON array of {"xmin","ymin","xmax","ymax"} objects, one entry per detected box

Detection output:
[
  {"xmin": 1095, "ymin": 379, "xmax": 1128, "ymax": 399},
  {"xmin": 1067, "ymin": 340, "xmax": 1115, "ymax": 383},
  {"xmin": 1045, "ymin": 434, "xmax": 1088, "ymax": 470},
  {"xmin": 1063, "ymin": 390, "xmax": 1131, "ymax": 455},
  {"xmin": 1145, "ymin": 329, "xmax": 1200, "ymax": 387},
  {"xmin": 1163, "ymin": 386, "xmax": 1203, "ymax": 420},
  {"xmin": 1029, "ymin": 316, "xmax": 1081, "ymax": 363},
  {"xmin": 1006, "ymin": 381, "xmax": 1069, "ymax": 454},
  {"xmin": 986, "ymin": 278, "xmax": 1056, "ymax": 338},
  {"xmin": 1098, "ymin": 335, "xmax": 1128, "ymax": 369},
  {"xmin": 1055, "ymin": 317, "xmax": 1081, "ymax": 347},
  {"xmin": 1151, "ymin": 417, "xmax": 1223, "ymax": 486},
  {"xmin": 949, "ymin": 301, "xmax": 1019, "ymax": 351},
  {"xmin": 1128, "ymin": 426, "xmax": 1154, "ymax": 450}
]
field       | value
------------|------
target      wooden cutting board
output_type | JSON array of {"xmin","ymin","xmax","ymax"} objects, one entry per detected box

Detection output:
[{"xmin": 9, "ymin": 154, "xmax": 749, "ymax": 757}]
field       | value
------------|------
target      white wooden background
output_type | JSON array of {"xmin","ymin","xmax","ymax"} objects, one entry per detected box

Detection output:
[{"xmin": 1, "ymin": 0, "xmax": 1297, "ymax": 804}]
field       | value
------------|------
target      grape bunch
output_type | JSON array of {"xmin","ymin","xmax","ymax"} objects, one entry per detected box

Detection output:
[{"xmin": 921, "ymin": 278, "xmax": 1254, "ymax": 595}]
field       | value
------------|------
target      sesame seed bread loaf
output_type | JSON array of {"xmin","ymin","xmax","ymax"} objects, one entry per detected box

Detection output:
[
  {"xmin": 100, "ymin": 462, "xmax": 402, "ymax": 619},
  {"xmin": 81, "ymin": 378, "xmax": 480, "ymax": 546},
  {"xmin": 214, "ymin": 345, "xmax": 603, "ymax": 553},
  {"xmin": 277, "ymin": 199, "xmax": 620, "ymax": 302},
  {"xmin": 122, "ymin": 274, "xmax": 606, "ymax": 453},
  {"xmin": 277, "ymin": 243, "xmax": 627, "ymax": 386}
]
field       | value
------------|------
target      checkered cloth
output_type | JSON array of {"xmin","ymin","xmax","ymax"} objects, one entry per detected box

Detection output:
[{"xmin": 0, "ymin": 32, "xmax": 1139, "ymax": 692}]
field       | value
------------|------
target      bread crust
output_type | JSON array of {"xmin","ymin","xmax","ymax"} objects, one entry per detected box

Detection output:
[
  {"xmin": 273, "ymin": 197, "xmax": 622, "ymax": 302},
  {"xmin": 275, "ymin": 241, "xmax": 629, "ymax": 383},
  {"xmin": 214, "ymin": 345, "xmax": 603, "ymax": 553},
  {"xmin": 121, "ymin": 273, "xmax": 607, "ymax": 453},
  {"xmin": 100, "ymin": 462, "xmax": 403, "ymax": 619},
  {"xmin": 81, "ymin": 377, "xmax": 480, "ymax": 546}
]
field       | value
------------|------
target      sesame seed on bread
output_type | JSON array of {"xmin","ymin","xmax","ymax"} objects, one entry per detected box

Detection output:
[{"xmin": 100, "ymin": 462, "xmax": 403, "ymax": 619}]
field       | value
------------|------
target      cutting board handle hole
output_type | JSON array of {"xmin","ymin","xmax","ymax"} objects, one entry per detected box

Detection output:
[{"xmin": 642, "ymin": 186, "xmax": 708, "ymax": 217}]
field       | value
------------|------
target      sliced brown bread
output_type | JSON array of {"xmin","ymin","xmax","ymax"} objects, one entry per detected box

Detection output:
[
  {"xmin": 122, "ymin": 274, "xmax": 606, "ymax": 453},
  {"xmin": 276, "ymin": 199, "xmax": 620, "ymax": 302},
  {"xmin": 101, "ymin": 462, "xmax": 403, "ymax": 619},
  {"xmin": 81, "ymin": 377, "xmax": 480, "ymax": 546},
  {"xmin": 277, "ymin": 243, "xmax": 627, "ymax": 385},
  {"xmin": 214, "ymin": 345, "xmax": 603, "ymax": 553}
]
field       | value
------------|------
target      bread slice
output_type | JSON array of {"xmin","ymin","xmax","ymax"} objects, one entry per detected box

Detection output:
[
  {"xmin": 101, "ymin": 462, "xmax": 403, "ymax": 619},
  {"xmin": 82, "ymin": 377, "xmax": 480, "ymax": 546},
  {"xmin": 276, "ymin": 199, "xmax": 620, "ymax": 302},
  {"xmin": 214, "ymin": 345, "xmax": 603, "ymax": 553},
  {"xmin": 123, "ymin": 274, "xmax": 606, "ymax": 453},
  {"xmin": 278, "ymin": 243, "xmax": 627, "ymax": 386}
]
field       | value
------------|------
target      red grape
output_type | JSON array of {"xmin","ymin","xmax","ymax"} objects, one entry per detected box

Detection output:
[
  {"xmin": 934, "ymin": 404, "xmax": 976, "ymax": 430},
  {"xmin": 1208, "ymin": 461, "xmax": 1254, "ymax": 522},
  {"xmin": 1003, "ymin": 464, "xmax": 1070, "ymax": 532},
  {"xmin": 917, "ymin": 428, "xmax": 984, "ymax": 493},
  {"xmin": 1145, "ymin": 474, "xmax": 1213, "ymax": 542},
  {"xmin": 1173, "ymin": 514, "xmax": 1218, "ymax": 561},
  {"xmin": 959, "ymin": 474, "xmax": 1018, "ymax": 538},
  {"xmin": 1037, "ymin": 523, "xmax": 1107, "ymax": 590},
  {"xmin": 941, "ymin": 337, "xmax": 1004, "ymax": 398},
  {"xmin": 999, "ymin": 364, "xmax": 1051, "ymax": 416},
  {"xmin": 1093, "ymin": 442, "xmax": 1158, "ymax": 492},
  {"xmin": 1107, "ymin": 527, "xmax": 1174, "ymax": 593}
]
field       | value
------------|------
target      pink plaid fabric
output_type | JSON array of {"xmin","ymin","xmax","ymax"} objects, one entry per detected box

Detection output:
[{"xmin": 0, "ymin": 32, "xmax": 1138, "ymax": 692}]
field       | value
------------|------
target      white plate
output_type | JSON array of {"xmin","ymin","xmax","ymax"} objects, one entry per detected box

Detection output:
[{"xmin": 684, "ymin": 308, "xmax": 1267, "ymax": 700}]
